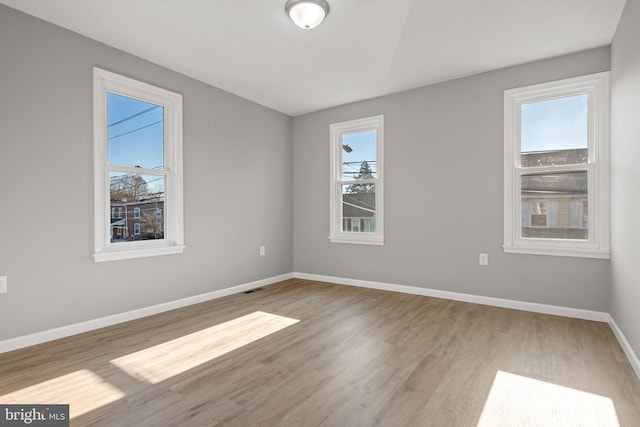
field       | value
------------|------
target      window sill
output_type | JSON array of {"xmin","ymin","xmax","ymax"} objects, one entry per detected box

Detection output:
[
  {"xmin": 503, "ymin": 244, "xmax": 610, "ymax": 259},
  {"xmin": 329, "ymin": 235, "xmax": 384, "ymax": 246},
  {"xmin": 94, "ymin": 244, "xmax": 185, "ymax": 262}
]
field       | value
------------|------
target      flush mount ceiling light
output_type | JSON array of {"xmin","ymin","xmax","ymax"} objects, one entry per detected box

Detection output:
[{"xmin": 285, "ymin": 0, "xmax": 330, "ymax": 29}]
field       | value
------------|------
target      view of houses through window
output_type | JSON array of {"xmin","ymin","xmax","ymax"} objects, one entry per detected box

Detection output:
[
  {"xmin": 341, "ymin": 130, "xmax": 377, "ymax": 233},
  {"xmin": 520, "ymin": 152, "xmax": 588, "ymax": 240},
  {"xmin": 329, "ymin": 115, "xmax": 384, "ymax": 245},
  {"xmin": 519, "ymin": 94, "xmax": 588, "ymax": 240},
  {"xmin": 107, "ymin": 93, "xmax": 165, "ymax": 242},
  {"xmin": 504, "ymin": 72, "xmax": 609, "ymax": 258}
]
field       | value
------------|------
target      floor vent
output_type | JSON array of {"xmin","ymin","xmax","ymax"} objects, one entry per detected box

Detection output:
[{"xmin": 244, "ymin": 287, "xmax": 264, "ymax": 294}]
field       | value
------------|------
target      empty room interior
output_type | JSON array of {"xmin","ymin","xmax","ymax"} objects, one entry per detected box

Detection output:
[{"xmin": 1, "ymin": 0, "xmax": 640, "ymax": 425}]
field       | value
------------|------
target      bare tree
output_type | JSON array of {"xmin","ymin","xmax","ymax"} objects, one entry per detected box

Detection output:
[
  {"xmin": 110, "ymin": 174, "xmax": 149, "ymax": 202},
  {"xmin": 346, "ymin": 160, "xmax": 375, "ymax": 193}
]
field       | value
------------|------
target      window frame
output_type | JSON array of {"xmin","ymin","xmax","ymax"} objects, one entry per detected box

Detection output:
[
  {"xmin": 503, "ymin": 72, "xmax": 610, "ymax": 259},
  {"xmin": 329, "ymin": 115, "xmax": 384, "ymax": 245},
  {"xmin": 93, "ymin": 67, "xmax": 184, "ymax": 262}
]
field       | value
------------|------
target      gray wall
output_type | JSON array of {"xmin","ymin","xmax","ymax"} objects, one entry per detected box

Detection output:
[
  {"xmin": 0, "ymin": 5, "xmax": 293, "ymax": 341},
  {"xmin": 293, "ymin": 48, "xmax": 611, "ymax": 311},
  {"xmin": 0, "ymin": 3, "xmax": 626, "ymax": 345},
  {"xmin": 611, "ymin": 0, "xmax": 640, "ymax": 362}
]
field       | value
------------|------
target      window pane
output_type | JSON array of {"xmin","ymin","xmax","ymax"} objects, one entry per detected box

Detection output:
[
  {"xmin": 342, "ymin": 184, "xmax": 375, "ymax": 232},
  {"xmin": 521, "ymin": 171, "xmax": 587, "ymax": 240},
  {"xmin": 110, "ymin": 172, "xmax": 165, "ymax": 242},
  {"xmin": 342, "ymin": 130, "xmax": 376, "ymax": 180},
  {"xmin": 521, "ymin": 94, "xmax": 588, "ymax": 167},
  {"xmin": 108, "ymin": 93, "xmax": 164, "ymax": 169}
]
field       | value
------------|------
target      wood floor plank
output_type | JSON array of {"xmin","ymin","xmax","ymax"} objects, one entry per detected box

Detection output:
[{"xmin": 1, "ymin": 278, "xmax": 639, "ymax": 426}]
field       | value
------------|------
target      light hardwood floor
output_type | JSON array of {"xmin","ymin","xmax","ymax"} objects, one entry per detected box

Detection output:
[{"xmin": 1, "ymin": 278, "xmax": 639, "ymax": 426}]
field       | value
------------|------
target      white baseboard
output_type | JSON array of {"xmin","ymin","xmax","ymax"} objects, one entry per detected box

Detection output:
[
  {"xmin": 293, "ymin": 272, "xmax": 610, "ymax": 322},
  {"xmin": 608, "ymin": 316, "xmax": 640, "ymax": 380},
  {"xmin": 0, "ymin": 273, "xmax": 293, "ymax": 354},
  {"xmin": 294, "ymin": 272, "xmax": 640, "ymax": 381},
  {"xmin": 4, "ymin": 270, "xmax": 639, "ymax": 383}
]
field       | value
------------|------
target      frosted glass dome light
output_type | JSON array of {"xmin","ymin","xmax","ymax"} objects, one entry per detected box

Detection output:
[{"xmin": 285, "ymin": 0, "xmax": 330, "ymax": 29}]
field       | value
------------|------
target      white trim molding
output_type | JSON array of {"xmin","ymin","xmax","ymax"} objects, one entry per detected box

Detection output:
[
  {"xmin": 2, "ymin": 271, "xmax": 638, "ymax": 382},
  {"xmin": 93, "ymin": 67, "xmax": 184, "ymax": 262},
  {"xmin": 504, "ymin": 72, "xmax": 610, "ymax": 259},
  {"xmin": 329, "ymin": 115, "xmax": 384, "ymax": 245},
  {"xmin": 294, "ymin": 272, "xmax": 640, "ymax": 381},
  {"xmin": 0, "ymin": 273, "xmax": 293, "ymax": 354},
  {"xmin": 293, "ymin": 272, "xmax": 609, "ymax": 322},
  {"xmin": 608, "ymin": 316, "xmax": 640, "ymax": 381}
]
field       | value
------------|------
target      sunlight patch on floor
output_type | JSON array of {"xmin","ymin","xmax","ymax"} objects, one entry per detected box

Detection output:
[
  {"xmin": 477, "ymin": 370, "xmax": 620, "ymax": 427},
  {"xmin": 110, "ymin": 311, "xmax": 299, "ymax": 384},
  {"xmin": 0, "ymin": 369, "xmax": 125, "ymax": 419}
]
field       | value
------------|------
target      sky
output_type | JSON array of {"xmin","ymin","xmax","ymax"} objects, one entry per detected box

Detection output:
[
  {"xmin": 342, "ymin": 130, "xmax": 377, "ymax": 180},
  {"xmin": 520, "ymin": 93, "xmax": 588, "ymax": 153},
  {"xmin": 107, "ymin": 91, "xmax": 583, "ymax": 178},
  {"xmin": 107, "ymin": 93, "xmax": 164, "ymax": 169},
  {"xmin": 338, "ymin": 94, "xmax": 586, "ymax": 180}
]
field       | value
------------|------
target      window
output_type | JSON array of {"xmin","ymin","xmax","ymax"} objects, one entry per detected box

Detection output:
[
  {"xmin": 528, "ymin": 200, "xmax": 548, "ymax": 227},
  {"xmin": 93, "ymin": 68, "xmax": 184, "ymax": 262},
  {"xmin": 343, "ymin": 218, "xmax": 375, "ymax": 233},
  {"xmin": 330, "ymin": 115, "xmax": 384, "ymax": 245},
  {"xmin": 504, "ymin": 72, "xmax": 610, "ymax": 258}
]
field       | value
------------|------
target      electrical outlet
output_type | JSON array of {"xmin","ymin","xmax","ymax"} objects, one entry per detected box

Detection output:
[
  {"xmin": 0, "ymin": 276, "xmax": 7, "ymax": 293},
  {"xmin": 259, "ymin": 246, "xmax": 266, "ymax": 257},
  {"xmin": 479, "ymin": 253, "xmax": 488, "ymax": 266}
]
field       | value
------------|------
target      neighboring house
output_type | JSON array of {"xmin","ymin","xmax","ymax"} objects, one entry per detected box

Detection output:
[
  {"xmin": 340, "ymin": 149, "xmax": 589, "ymax": 239},
  {"xmin": 342, "ymin": 191, "xmax": 376, "ymax": 232},
  {"xmin": 110, "ymin": 198, "xmax": 164, "ymax": 241},
  {"xmin": 521, "ymin": 148, "xmax": 588, "ymax": 239}
]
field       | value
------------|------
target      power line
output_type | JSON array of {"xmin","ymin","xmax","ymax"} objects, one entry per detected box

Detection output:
[
  {"xmin": 110, "ymin": 205, "xmax": 163, "ymax": 214},
  {"xmin": 342, "ymin": 160, "xmax": 377, "ymax": 175},
  {"xmin": 111, "ymin": 194, "xmax": 165, "ymax": 204},
  {"xmin": 110, "ymin": 177, "xmax": 164, "ymax": 193},
  {"xmin": 108, "ymin": 106, "xmax": 161, "ymax": 128},
  {"xmin": 343, "ymin": 193, "xmax": 375, "ymax": 210},
  {"xmin": 109, "ymin": 165, "xmax": 164, "ymax": 180},
  {"xmin": 108, "ymin": 120, "xmax": 163, "ymax": 140},
  {"xmin": 342, "ymin": 199, "xmax": 375, "ymax": 213},
  {"xmin": 110, "ymin": 175, "xmax": 164, "ymax": 184}
]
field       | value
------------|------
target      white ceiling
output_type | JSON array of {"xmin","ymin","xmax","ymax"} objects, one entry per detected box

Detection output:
[{"xmin": 0, "ymin": 0, "xmax": 626, "ymax": 116}]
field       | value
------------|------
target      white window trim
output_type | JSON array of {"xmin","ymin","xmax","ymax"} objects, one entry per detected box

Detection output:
[
  {"xmin": 503, "ymin": 72, "xmax": 610, "ymax": 259},
  {"xmin": 329, "ymin": 115, "xmax": 384, "ymax": 245},
  {"xmin": 93, "ymin": 67, "xmax": 184, "ymax": 262},
  {"xmin": 133, "ymin": 207, "xmax": 141, "ymax": 219}
]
